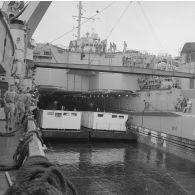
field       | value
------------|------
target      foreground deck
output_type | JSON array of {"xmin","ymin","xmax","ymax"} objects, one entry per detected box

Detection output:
[{"xmin": 0, "ymin": 121, "xmax": 19, "ymax": 195}]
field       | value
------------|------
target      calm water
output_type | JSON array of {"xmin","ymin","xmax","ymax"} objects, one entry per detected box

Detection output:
[{"xmin": 45, "ymin": 141, "xmax": 195, "ymax": 195}]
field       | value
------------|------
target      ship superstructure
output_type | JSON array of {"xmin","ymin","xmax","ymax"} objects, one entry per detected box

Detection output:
[
  {"xmin": 30, "ymin": 2, "xmax": 195, "ymax": 161},
  {"xmin": 0, "ymin": 1, "xmax": 195, "ymax": 161}
]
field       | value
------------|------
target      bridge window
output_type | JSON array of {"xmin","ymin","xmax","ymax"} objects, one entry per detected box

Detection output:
[
  {"xmin": 58, "ymin": 49, "xmax": 64, "ymax": 54},
  {"xmin": 44, "ymin": 51, "xmax": 51, "ymax": 56},
  {"xmin": 186, "ymin": 54, "xmax": 191, "ymax": 63},
  {"xmin": 191, "ymin": 53, "xmax": 195, "ymax": 62},
  {"xmin": 186, "ymin": 52, "xmax": 195, "ymax": 63},
  {"xmin": 33, "ymin": 51, "xmax": 40, "ymax": 55}
]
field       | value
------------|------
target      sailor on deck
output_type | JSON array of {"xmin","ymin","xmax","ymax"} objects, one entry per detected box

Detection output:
[
  {"xmin": 25, "ymin": 87, "xmax": 39, "ymax": 116},
  {"xmin": 3, "ymin": 84, "xmax": 17, "ymax": 131},
  {"xmin": 69, "ymin": 41, "xmax": 73, "ymax": 51},
  {"xmin": 183, "ymin": 98, "xmax": 192, "ymax": 113},
  {"xmin": 112, "ymin": 42, "xmax": 117, "ymax": 53},
  {"xmin": 123, "ymin": 41, "xmax": 127, "ymax": 53},
  {"xmin": 15, "ymin": 88, "xmax": 26, "ymax": 124},
  {"xmin": 108, "ymin": 42, "xmax": 113, "ymax": 52}
]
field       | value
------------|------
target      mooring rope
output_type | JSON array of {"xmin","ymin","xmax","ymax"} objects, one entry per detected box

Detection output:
[{"xmin": 3, "ymin": 155, "xmax": 78, "ymax": 195}]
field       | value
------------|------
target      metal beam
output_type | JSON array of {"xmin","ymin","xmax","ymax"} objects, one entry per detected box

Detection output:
[
  {"xmin": 34, "ymin": 62, "xmax": 195, "ymax": 78},
  {"xmin": 19, "ymin": 2, "xmax": 51, "ymax": 38}
]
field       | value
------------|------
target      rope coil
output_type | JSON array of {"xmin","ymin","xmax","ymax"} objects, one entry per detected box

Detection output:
[{"xmin": 4, "ymin": 155, "xmax": 78, "ymax": 195}]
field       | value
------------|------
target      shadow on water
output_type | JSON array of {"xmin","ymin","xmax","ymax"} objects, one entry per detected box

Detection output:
[{"xmin": 45, "ymin": 140, "xmax": 195, "ymax": 195}]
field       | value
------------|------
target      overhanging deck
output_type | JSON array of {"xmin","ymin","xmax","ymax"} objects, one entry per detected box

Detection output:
[{"xmin": 34, "ymin": 62, "xmax": 195, "ymax": 78}]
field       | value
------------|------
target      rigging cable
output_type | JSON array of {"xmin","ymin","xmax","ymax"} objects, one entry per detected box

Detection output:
[
  {"xmin": 106, "ymin": 1, "xmax": 132, "ymax": 39},
  {"xmin": 3, "ymin": 155, "xmax": 78, "ymax": 195},
  {"xmin": 89, "ymin": 1, "xmax": 131, "ymax": 65},
  {"xmin": 50, "ymin": 1, "xmax": 116, "ymax": 44},
  {"xmin": 16, "ymin": 1, "xmax": 116, "ymax": 62},
  {"xmin": 137, "ymin": 1, "xmax": 165, "ymax": 53}
]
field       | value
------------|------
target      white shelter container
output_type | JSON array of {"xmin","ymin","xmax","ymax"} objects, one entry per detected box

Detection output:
[
  {"xmin": 82, "ymin": 111, "xmax": 111, "ymax": 130},
  {"xmin": 81, "ymin": 111, "xmax": 128, "ymax": 131},
  {"xmin": 38, "ymin": 110, "xmax": 81, "ymax": 130},
  {"xmin": 109, "ymin": 114, "xmax": 128, "ymax": 131},
  {"xmin": 94, "ymin": 112, "xmax": 111, "ymax": 130},
  {"xmin": 61, "ymin": 111, "xmax": 81, "ymax": 130},
  {"xmin": 38, "ymin": 110, "xmax": 63, "ymax": 129}
]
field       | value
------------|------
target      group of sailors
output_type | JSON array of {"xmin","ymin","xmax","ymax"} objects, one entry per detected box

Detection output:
[
  {"xmin": 137, "ymin": 76, "xmax": 179, "ymax": 90},
  {"xmin": 154, "ymin": 61, "xmax": 178, "ymax": 71},
  {"xmin": 122, "ymin": 52, "xmax": 178, "ymax": 73},
  {"xmin": 69, "ymin": 38, "xmax": 128, "ymax": 55},
  {"xmin": 3, "ymin": 83, "xmax": 39, "ymax": 131},
  {"xmin": 108, "ymin": 42, "xmax": 117, "ymax": 53},
  {"xmin": 69, "ymin": 39, "xmax": 107, "ymax": 54},
  {"xmin": 175, "ymin": 97, "xmax": 192, "ymax": 113}
]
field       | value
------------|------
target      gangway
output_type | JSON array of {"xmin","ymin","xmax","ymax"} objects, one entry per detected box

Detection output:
[{"xmin": 34, "ymin": 62, "xmax": 195, "ymax": 78}]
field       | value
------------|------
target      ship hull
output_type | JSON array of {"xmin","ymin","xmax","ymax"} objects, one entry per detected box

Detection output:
[
  {"xmin": 41, "ymin": 127, "xmax": 137, "ymax": 142},
  {"xmin": 132, "ymin": 126, "xmax": 195, "ymax": 162},
  {"xmin": 128, "ymin": 111, "xmax": 195, "ymax": 162}
]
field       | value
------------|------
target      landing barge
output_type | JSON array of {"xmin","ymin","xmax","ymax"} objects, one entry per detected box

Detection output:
[
  {"xmin": 1, "ymin": 0, "xmax": 195, "ymax": 164},
  {"xmin": 37, "ymin": 109, "xmax": 136, "ymax": 141}
]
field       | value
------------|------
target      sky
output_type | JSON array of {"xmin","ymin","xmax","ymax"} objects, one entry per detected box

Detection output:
[{"xmin": 2, "ymin": 1, "xmax": 195, "ymax": 56}]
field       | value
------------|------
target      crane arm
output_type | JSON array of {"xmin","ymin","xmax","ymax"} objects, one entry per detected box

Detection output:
[
  {"xmin": 18, "ymin": 1, "xmax": 51, "ymax": 38},
  {"xmin": 1, "ymin": 1, "xmax": 51, "ymax": 38}
]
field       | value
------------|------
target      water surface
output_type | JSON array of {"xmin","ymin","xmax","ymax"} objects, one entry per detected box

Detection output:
[{"xmin": 46, "ymin": 141, "xmax": 195, "ymax": 195}]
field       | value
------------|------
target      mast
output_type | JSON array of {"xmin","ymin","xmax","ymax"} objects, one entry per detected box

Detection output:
[
  {"xmin": 77, "ymin": 1, "xmax": 82, "ymax": 40},
  {"xmin": 75, "ymin": 1, "xmax": 98, "ymax": 40}
]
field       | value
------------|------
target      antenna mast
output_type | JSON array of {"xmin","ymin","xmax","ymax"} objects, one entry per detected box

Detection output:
[
  {"xmin": 73, "ymin": 1, "xmax": 98, "ymax": 40},
  {"xmin": 77, "ymin": 1, "xmax": 82, "ymax": 40}
]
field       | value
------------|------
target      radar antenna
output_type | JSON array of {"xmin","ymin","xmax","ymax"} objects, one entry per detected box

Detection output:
[
  {"xmin": 77, "ymin": 1, "xmax": 82, "ymax": 40},
  {"xmin": 73, "ymin": 1, "xmax": 99, "ymax": 40}
]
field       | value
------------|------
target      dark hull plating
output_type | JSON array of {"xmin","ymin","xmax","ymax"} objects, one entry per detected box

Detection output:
[
  {"xmin": 41, "ymin": 127, "xmax": 137, "ymax": 142},
  {"xmin": 131, "ymin": 126, "xmax": 195, "ymax": 162}
]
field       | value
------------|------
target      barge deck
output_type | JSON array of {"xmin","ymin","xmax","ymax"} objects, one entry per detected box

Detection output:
[{"xmin": 41, "ymin": 126, "xmax": 137, "ymax": 141}]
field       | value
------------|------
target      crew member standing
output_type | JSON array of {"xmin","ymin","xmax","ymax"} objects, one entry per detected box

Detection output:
[
  {"xmin": 113, "ymin": 42, "xmax": 117, "ymax": 53},
  {"xmin": 3, "ymin": 84, "xmax": 17, "ymax": 131},
  {"xmin": 15, "ymin": 85, "xmax": 28, "ymax": 124},
  {"xmin": 123, "ymin": 41, "xmax": 127, "ymax": 53},
  {"xmin": 109, "ymin": 42, "xmax": 113, "ymax": 52},
  {"xmin": 24, "ymin": 87, "xmax": 38, "ymax": 116},
  {"xmin": 89, "ymin": 101, "xmax": 94, "ymax": 111},
  {"xmin": 183, "ymin": 98, "xmax": 192, "ymax": 113},
  {"xmin": 47, "ymin": 100, "xmax": 59, "ymax": 110}
]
